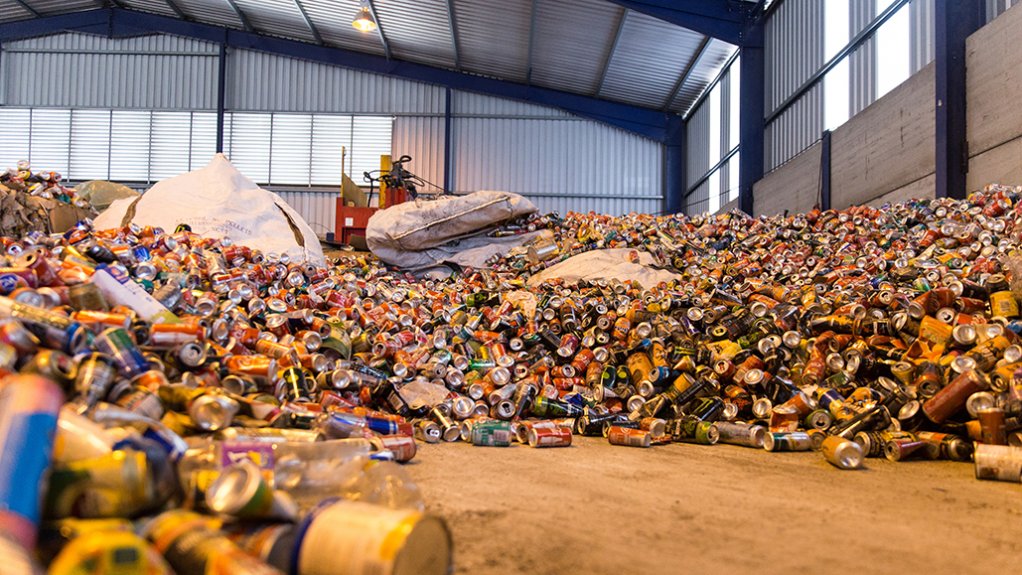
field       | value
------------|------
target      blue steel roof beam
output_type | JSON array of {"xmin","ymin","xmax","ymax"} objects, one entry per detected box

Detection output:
[
  {"xmin": 525, "ymin": 0, "xmax": 538, "ymax": 85},
  {"xmin": 163, "ymin": 0, "xmax": 188, "ymax": 20},
  {"xmin": 602, "ymin": 0, "xmax": 757, "ymax": 46},
  {"xmin": 13, "ymin": 0, "xmax": 40, "ymax": 17},
  {"xmin": 593, "ymin": 7, "xmax": 627, "ymax": 97},
  {"xmin": 28, "ymin": 8, "xmax": 670, "ymax": 140},
  {"xmin": 292, "ymin": 0, "xmax": 323, "ymax": 45},
  {"xmin": 444, "ymin": 0, "xmax": 461, "ymax": 70},
  {"xmin": 364, "ymin": 0, "xmax": 391, "ymax": 60},
  {"xmin": 223, "ymin": 0, "xmax": 254, "ymax": 32},
  {"xmin": 662, "ymin": 36, "xmax": 711, "ymax": 111}
]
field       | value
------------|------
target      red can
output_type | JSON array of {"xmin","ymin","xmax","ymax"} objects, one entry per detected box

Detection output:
[
  {"xmin": 528, "ymin": 425, "xmax": 572, "ymax": 448},
  {"xmin": 607, "ymin": 426, "xmax": 651, "ymax": 448},
  {"xmin": 370, "ymin": 435, "xmax": 417, "ymax": 462}
]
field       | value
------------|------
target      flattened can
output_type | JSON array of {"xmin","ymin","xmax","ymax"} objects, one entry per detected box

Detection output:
[
  {"xmin": 527, "ymin": 425, "xmax": 572, "ymax": 448},
  {"xmin": 0, "ymin": 375, "xmax": 63, "ymax": 550},
  {"xmin": 48, "ymin": 529, "xmax": 172, "ymax": 575},
  {"xmin": 974, "ymin": 444, "xmax": 1022, "ymax": 482},
  {"xmin": 293, "ymin": 499, "xmax": 453, "ymax": 575},
  {"xmin": 471, "ymin": 420, "xmax": 513, "ymax": 447}
]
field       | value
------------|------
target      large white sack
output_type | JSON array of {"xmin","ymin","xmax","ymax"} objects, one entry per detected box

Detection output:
[
  {"xmin": 366, "ymin": 190, "xmax": 537, "ymax": 269},
  {"xmin": 95, "ymin": 155, "xmax": 325, "ymax": 266},
  {"xmin": 527, "ymin": 249, "xmax": 681, "ymax": 290}
]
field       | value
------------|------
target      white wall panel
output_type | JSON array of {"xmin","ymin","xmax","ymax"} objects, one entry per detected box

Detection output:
[
  {"xmin": 1, "ymin": 33, "xmax": 218, "ymax": 109},
  {"xmin": 392, "ymin": 116, "xmax": 446, "ymax": 195},
  {"xmin": 452, "ymin": 117, "xmax": 661, "ymax": 216},
  {"xmin": 228, "ymin": 49, "xmax": 444, "ymax": 114},
  {"xmin": 274, "ymin": 191, "xmax": 337, "ymax": 239}
]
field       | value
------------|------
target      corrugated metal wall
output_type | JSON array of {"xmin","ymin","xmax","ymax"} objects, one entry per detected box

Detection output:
[
  {"xmin": 1, "ymin": 34, "xmax": 219, "ymax": 109},
  {"xmin": 986, "ymin": 0, "xmax": 1022, "ymax": 23},
  {"xmin": 763, "ymin": 0, "xmax": 937, "ymax": 172},
  {"xmin": 0, "ymin": 32, "xmax": 664, "ymax": 231}
]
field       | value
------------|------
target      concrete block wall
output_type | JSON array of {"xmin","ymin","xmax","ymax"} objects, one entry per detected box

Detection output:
[
  {"xmin": 754, "ymin": 2, "xmax": 1022, "ymax": 215},
  {"xmin": 753, "ymin": 141, "xmax": 822, "ymax": 216},
  {"xmin": 967, "ymin": 1, "xmax": 1022, "ymax": 190}
]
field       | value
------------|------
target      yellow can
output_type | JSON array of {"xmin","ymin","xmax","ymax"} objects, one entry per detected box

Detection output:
[
  {"xmin": 990, "ymin": 290, "xmax": 1020, "ymax": 318},
  {"xmin": 49, "ymin": 530, "xmax": 172, "ymax": 575}
]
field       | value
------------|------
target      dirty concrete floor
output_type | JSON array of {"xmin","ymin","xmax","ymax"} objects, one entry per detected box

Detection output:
[{"xmin": 405, "ymin": 437, "xmax": 1021, "ymax": 575}]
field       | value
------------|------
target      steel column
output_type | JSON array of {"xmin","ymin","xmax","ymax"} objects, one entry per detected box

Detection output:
[
  {"xmin": 934, "ymin": 1, "xmax": 982, "ymax": 199},
  {"xmin": 820, "ymin": 129, "xmax": 831, "ymax": 211},
  {"xmin": 215, "ymin": 40, "xmax": 227, "ymax": 153},
  {"xmin": 664, "ymin": 115, "xmax": 685, "ymax": 214},
  {"xmin": 444, "ymin": 88, "xmax": 453, "ymax": 194},
  {"xmin": 738, "ymin": 8, "xmax": 765, "ymax": 215}
]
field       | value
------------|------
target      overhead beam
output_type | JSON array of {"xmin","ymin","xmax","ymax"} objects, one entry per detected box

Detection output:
[
  {"xmin": 525, "ymin": 0, "xmax": 538, "ymax": 85},
  {"xmin": 602, "ymin": 0, "xmax": 755, "ymax": 46},
  {"xmin": 292, "ymin": 0, "xmax": 323, "ymax": 45},
  {"xmin": 13, "ymin": 0, "xmax": 40, "ymax": 18},
  {"xmin": 364, "ymin": 0, "xmax": 391, "ymax": 60},
  {"xmin": 934, "ymin": 1, "xmax": 982, "ymax": 199},
  {"xmin": 162, "ymin": 0, "xmax": 188, "ymax": 20},
  {"xmin": 662, "ymin": 35, "xmax": 711, "ymax": 111},
  {"xmin": 0, "ymin": 8, "xmax": 672, "ymax": 142},
  {"xmin": 444, "ymin": 0, "xmax": 460, "ymax": 70},
  {"xmin": 223, "ymin": 0, "xmax": 254, "ymax": 33},
  {"xmin": 594, "ymin": 8, "xmax": 628, "ymax": 97}
]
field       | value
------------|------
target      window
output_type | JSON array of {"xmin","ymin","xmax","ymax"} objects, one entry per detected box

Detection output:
[
  {"xmin": 876, "ymin": 1, "xmax": 910, "ymax": 99},
  {"xmin": 0, "ymin": 107, "xmax": 393, "ymax": 187},
  {"xmin": 824, "ymin": 0, "xmax": 850, "ymax": 131}
]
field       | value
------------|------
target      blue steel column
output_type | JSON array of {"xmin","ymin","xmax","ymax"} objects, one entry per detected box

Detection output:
[
  {"xmin": 215, "ymin": 38, "xmax": 227, "ymax": 153},
  {"xmin": 444, "ymin": 88, "xmax": 453, "ymax": 194},
  {"xmin": 738, "ymin": 7, "xmax": 765, "ymax": 215},
  {"xmin": 934, "ymin": 1, "xmax": 981, "ymax": 199},
  {"xmin": 664, "ymin": 115, "xmax": 686, "ymax": 214}
]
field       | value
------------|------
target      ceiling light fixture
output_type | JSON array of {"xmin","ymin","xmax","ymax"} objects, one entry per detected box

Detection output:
[{"xmin": 352, "ymin": 2, "xmax": 378, "ymax": 33}]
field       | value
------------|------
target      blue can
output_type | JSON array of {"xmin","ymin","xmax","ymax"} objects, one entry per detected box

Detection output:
[
  {"xmin": 131, "ymin": 246, "xmax": 151, "ymax": 263},
  {"xmin": 92, "ymin": 327, "xmax": 150, "ymax": 379},
  {"xmin": 0, "ymin": 375, "xmax": 63, "ymax": 550}
]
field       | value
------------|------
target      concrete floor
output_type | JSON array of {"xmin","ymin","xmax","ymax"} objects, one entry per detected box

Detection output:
[{"xmin": 405, "ymin": 437, "xmax": 1022, "ymax": 575}]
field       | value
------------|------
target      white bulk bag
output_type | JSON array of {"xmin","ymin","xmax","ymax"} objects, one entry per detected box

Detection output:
[{"xmin": 95, "ymin": 155, "xmax": 325, "ymax": 266}]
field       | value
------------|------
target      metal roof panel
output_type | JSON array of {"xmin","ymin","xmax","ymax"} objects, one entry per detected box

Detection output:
[
  {"xmin": 455, "ymin": 0, "xmax": 531, "ymax": 82},
  {"xmin": 372, "ymin": 0, "xmax": 456, "ymax": 69},
  {"xmin": 530, "ymin": 0, "xmax": 620, "ymax": 94}
]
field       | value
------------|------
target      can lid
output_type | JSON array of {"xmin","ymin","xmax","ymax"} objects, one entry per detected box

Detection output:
[{"xmin": 206, "ymin": 460, "xmax": 263, "ymax": 515}]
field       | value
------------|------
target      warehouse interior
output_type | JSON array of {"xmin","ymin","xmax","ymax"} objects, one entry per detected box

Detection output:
[{"xmin": 1, "ymin": 1, "xmax": 1022, "ymax": 574}]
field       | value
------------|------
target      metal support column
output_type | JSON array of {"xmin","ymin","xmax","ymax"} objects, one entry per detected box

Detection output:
[
  {"xmin": 215, "ymin": 40, "xmax": 227, "ymax": 153},
  {"xmin": 934, "ymin": 1, "xmax": 982, "ymax": 199},
  {"xmin": 444, "ymin": 88, "xmax": 453, "ymax": 194},
  {"xmin": 820, "ymin": 129, "xmax": 831, "ymax": 211},
  {"xmin": 664, "ymin": 115, "xmax": 685, "ymax": 214},
  {"xmin": 738, "ymin": 6, "xmax": 765, "ymax": 215}
]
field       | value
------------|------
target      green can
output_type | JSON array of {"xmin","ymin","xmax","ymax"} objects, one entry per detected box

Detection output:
[
  {"xmin": 671, "ymin": 416, "xmax": 720, "ymax": 445},
  {"xmin": 471, "ymin": 420, "xmax": 513, "ymax": 447}
]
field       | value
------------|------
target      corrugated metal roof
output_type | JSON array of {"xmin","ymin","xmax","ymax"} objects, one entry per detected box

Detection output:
[
  {"xmin": 600, "ymin": 11, "xmax": 708, "ymax": 109},
  {"xmin": 531, "ymin": 0, "xmax": 620, "ymax": 95},
  {"xmin": 455, "ymin": 0, "xmax": 531, "ymax": 82},
  {"xmin": 373, "ymin": 0, "xmax": 457, "ymax": 69},
  {"xmin": 2, "ymin": 0, "xmax": 736, "ymax": 117}
]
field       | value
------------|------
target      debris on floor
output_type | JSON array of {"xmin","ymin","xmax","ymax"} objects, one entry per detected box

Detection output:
[{"xmin": 3, "ymin": 178, "xmax": 1022, "ymax": 573}]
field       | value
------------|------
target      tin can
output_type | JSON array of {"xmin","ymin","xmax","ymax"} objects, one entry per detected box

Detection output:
[
  {"xmin": 715, "ymin": 421, "xmax": 766, "ymax": 448},
  {"xmin": 206, "ymin": 460, "xmax": 297, "ymax": 521},
  {"xmin": 607, "ymin": 425, "xmax": 651, "ymax": 448},
  {"xmin": 528, "ymin": 425, "xmax": 572, "ymax": 448},
  {"xmin": 67, "ymin": 282, "xmax": 108, "ymax": 312},
  {"xmin": 92, "ymin": 327, "xmax": 150, "ymax": 380},
  {"xmin": 763, "ymin": 431, "xmax": 813, "ymax": 452},
  {"xmin": 978, "ymin": 407, "xmax": 1008, "ymax": 445},
  {"xmin": 223, "ymin": 523, "xmax": 298, "ymax": 574},
  {"xmin": 370, "ymin": 435, "xmax": 417, "ymax": 462},
  {"xmin": 471, "ymin": 420, "xmax": 513, "ymax": 447},
  {"xmin": 922, "ymin": 369, "xmax": 988, "ymax": 424},
  {"xmin": 0, "ymin": 375, "xmax": 63, "ymax": 550},
  {"xmin": 142, "ymin": 510, "xmax": 282, "ymax": 575},
  {"xmin": 989, "ymin": 290, "xmax": 1019, "ymax": 318},
  {"xmin": 974, "ymin": 444, "xmax": 1022, "ymax": 482},
  {"xmin": 48, "ymin": 530, "xmax": 172, "ymax": 575},
  {"xmin": 294, "ymin": 499, "xmax": 452, "ymax": 575},
  {"xmin": 820, "ymin": 436, "xmax": 864, "ymax": 470}
]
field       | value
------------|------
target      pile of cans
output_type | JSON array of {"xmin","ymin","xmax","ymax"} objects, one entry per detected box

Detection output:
[{"xmin": 5, "ymin": 183, "xmax": 1022, "ymax": 571}]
